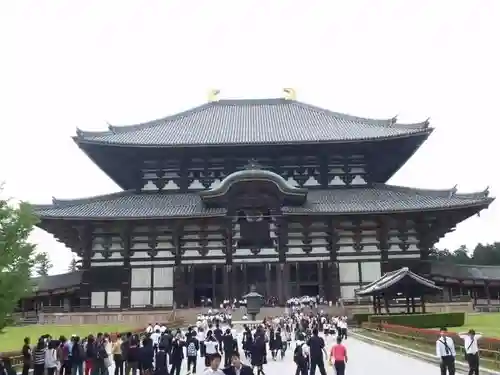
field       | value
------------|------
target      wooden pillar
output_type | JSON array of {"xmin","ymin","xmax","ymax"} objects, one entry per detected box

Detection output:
[
  {"xmin": 405, "ymin": 296, "xmax": 410, "ymax": 313},
  {"xmin": 376, "ymin": 218, "xmax": 390, "ymax": 275},
  {"xmin": 277, "ymin": 217, "xmax": 287, "ymax": 304},
  {"xmin": 76, "ymin": 224, "xmax": 93, "ymax": 309},
  {"xmin": 119, "ymin": 222, "xmax": 131, "ymax": 309},
  {"xmin": 421, "ymin": 294, "xmax": 426, "ymax": 313},
  {"xmin": 410, "ymin": 296, "xmax": 416, "ymax": 313},
  {"xmin": 283, "ymin": 263, "xmax": 291, "ymax": 300},
  {"xmin": 212, "ymin": 265, "xmax": 217, "ymax": 306},
  {"xmin": 243, "ymin": 264, "xmax": 248, "ymax": 294},
  {"xmin": 223, "ymin": 265, "xmax": 230, "ymax": 301},
  {"xmin": 276, "ymin": 264, "xmax": 284, "ymax": 304},
  {"xmin": 485, "ymin": 281, "xmax": 491, "ymax": 305},
  {"xmin": 188, "ymin": 265, "xmax": 195, "ymax": 308},
  {"xmin": 265, "ymin": 264, "xmax": 271, "ymax": 298},
  {"xmin": 173, "ymin": 222, "xmax": 183, "ymax": 309},
  {"xmin": 327, "ymin": 219, "xmax": 341, "ymax": 303},
  {"xmin": 231, "ymin": 266, "xmax": 238, "ymax": 300},
  {"xmin": 224, "ymin": 218, "xmax": 233, "ymax": 300},
  {"xmin": 318, "ymin": 262, "xmax": 324, "ymax": 298}
]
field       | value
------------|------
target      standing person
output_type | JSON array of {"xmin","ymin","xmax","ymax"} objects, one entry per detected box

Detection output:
[
  {"xmin": 71, "ymin": 336, "xmax": 85, "ymax": 375},
  {"xmin": 112, "ymin": 334, "xmax": 124, "ymax": 375},
  {"xmin": 45, "ymin": 341, "xmax": 59, "ymax": 375},
  {"xmin": 186, "ymin": 332, "xmax": 200, "ymax": 374},
  {"xmin": 307, "ymin": 328, "xmax": 327, "ymax": 375},
  {"xmin": 459, "ymin": 329, "xmax": 481, "ymax": 375},
  {"xmin": 202, "ymin": 353, "xmax": 224, "ymax": 375},
  {"xmin": 328, "ymin": 337, "xmax": 347, "ymax": 375},
  {"xmin": 436, "ymin": 328, "xmax": 456, "ymax": 375},
  {"xmin": 21, "ymin": 337, "xmax": 32, "ymax": 375},
  {"xmin": 197, "ymin": 327, "xmax": 206, "ymax": 358},
  {"xmin": 85, "ymin": 336, "xmax": 96, "ymax": 375},
  {"xmin": 294, "ymin": 333, "xmax": 310, "ymax": 375},
  {"xmin": 154, "ymin": 345, "xmax": 168, "ymax": 375},
  {"xmin": 168, "ymin": 332, "xmax": 185, "ymax": 375},
  {"xmin": 33, "ymin": 338, "xmax": 46, "ymax": 375},
  {"xmin": 222, "ymin": 353, "xmax": 253, "ymax": 375},
  {"xmin": 204, "ymin": 332, "xmax": 219, "ymax": 368}
]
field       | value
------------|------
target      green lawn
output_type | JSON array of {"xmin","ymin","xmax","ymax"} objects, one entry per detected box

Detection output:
[
  {"xmin": 0, "ymin": 324, "xmax": 137, "ymax": 353},
  {"xmin": 449, "ymin": 313, "xmax": 500, "ymax": 338}
]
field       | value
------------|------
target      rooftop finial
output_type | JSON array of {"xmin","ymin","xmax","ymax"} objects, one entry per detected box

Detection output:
[
  {"xmin": 283, "ymin": 88, "xmax": 296, "ymax": 100},
  {"xmin": 208, "ymin": 89, "xmax": 220, "ymax": 102},
  {"xmin": 244, "ymin": 159, "xmax": 262, "ymax": 170}
]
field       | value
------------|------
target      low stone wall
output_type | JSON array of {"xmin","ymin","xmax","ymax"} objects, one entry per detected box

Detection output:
[
  {"xmin": 39, "ymin": 305, "xmax": 346, "ymax": 325},
  {"xmin": 38, "ymin": 310, "xmax": 176, "ymax": 325},
  {"xmin": 346, "ymin": 301, "xmax": 474, "ymax": 315}
]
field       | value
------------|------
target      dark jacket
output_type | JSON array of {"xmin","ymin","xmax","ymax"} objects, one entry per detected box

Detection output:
[{"xmin": 222, "ymin": 364, "xmax": 253, "ymax": 375}]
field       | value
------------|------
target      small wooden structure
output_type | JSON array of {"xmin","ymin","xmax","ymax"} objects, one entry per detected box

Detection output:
[{"xmin": 356, "ymin": 267, "xmax": 442, "ymax": 314}]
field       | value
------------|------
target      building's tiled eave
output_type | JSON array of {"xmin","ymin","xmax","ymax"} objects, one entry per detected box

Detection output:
[
  {"xmin": 73, "ymin": 99, "xmax": 433, "ymax": 147},
  {"xmin": 31, "ymin": 184, "xmax": 494, "ymax": 221}
]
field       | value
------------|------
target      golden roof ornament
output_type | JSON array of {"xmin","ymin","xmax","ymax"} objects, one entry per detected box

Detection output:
[
  {"xmin": 208, "ymin": 89, "xmax": 221, "ymax": 102},
  {"xmin": 283, "ymin": 88, "xmax": 296, "ymax": 100}
]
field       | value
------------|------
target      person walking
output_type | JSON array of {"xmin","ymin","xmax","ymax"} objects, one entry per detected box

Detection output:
[
  {"xmin": 329, "ymin": 337, "xmax": 347, "ymax": 375},
  {"xmin": 307, "ymin": 328, "xmax": 327, "ymax": 375},
  {"xmin": 459, "ymin": 329, "xmax": 482, "ymax": 375},
  {"xmin": 436, "ymin": 328, "xmax": 456, "ymax": 375}
]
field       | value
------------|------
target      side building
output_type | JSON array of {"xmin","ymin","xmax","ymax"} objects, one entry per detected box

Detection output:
[{"xmin": 28, "ymin": 92, "xmax": 493, "ymax": 311}]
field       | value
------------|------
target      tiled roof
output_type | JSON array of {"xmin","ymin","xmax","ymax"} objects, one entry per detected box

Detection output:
[
  {"xmin": 429, "ymin": 262, "xmax": 500, "ymax": 281},
  {"xmin": 74, "ymin": 98, "xmax": 432, "ymax": 147},
  {"xmin": 32, "ymin": 184, "xmax": 492, "ymax": 220},
  {"xmin": 356, "ymin": 267, "xmax": 442, "ymax": 296},
  {"xmin": 31, "ymin": 271, "xmax": 83, "ymax": 293}
]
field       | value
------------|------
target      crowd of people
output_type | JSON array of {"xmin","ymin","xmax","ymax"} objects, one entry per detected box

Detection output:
[{"xmin": 3, "ymin": 308, "xmax": 349, "ymax": 375}]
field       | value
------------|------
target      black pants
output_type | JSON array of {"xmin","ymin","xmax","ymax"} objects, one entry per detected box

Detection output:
[
  {"xmin": 466, "ymin": 353, "xmax": 479, "ymax": 375},
  {"xmin": 22, "ymin": 362, "xmax": 31, "ymax": 375},
  {"xmin": 310, "ymin": 359, "xmax": 327, "ymax": 375},
  {"xmin": 187, "ymin": 356, "xmax": 197, "ymax": 374},
  {"xmin": 295, "ymin": 364, "xmax": 308, "ymax": 375},
  {"xmin": 333, "ymin": 361, "xmax": 346, "ymax": 375},
  {"xmin": 169, "ymin": 361, "xmax": 181, "ymax": 375},
  {"xmin": 224, "ymin": 351, "xmax": 232, "ymax": 367},
  {"xmin": 48, "ymin": 367, "xmax": 58, "ymax": 375},
  {"xmin": 34, "ymin": 364, "xmax": 45, "ymax": 375},
  {"xmin": 199, "ymin": 342, "xmax": 205, "ymax": 357},
  {"xmin": 60, "ymin": 360, "xmax": 72, "ymax": 375},
  {"xmin": 440, "ymin": 356, "xmax": 455, "ymax": 375},
  {"xmin": 114, "ymin": 354, "xmax": 124, "ymax": 375}
]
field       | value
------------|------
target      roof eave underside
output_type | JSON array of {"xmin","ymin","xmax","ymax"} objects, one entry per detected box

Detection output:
[{"xmin": 32, "ymin": 199, "xmax": 492, "ymax": 221}]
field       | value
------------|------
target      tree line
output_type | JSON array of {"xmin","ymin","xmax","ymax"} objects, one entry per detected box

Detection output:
[{"xmin": 430, "ymin": 243, "xmax": 500, "ymax": 265}]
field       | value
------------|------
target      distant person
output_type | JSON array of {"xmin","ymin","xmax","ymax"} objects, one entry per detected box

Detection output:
[
  {"xmin": 329, "ymin": 336, "xmax": 347, "ymax": 375},
  {"xmin": 436, "ymin": 328, "xmax": 456, "ymax": 375},
  {"xmin": 458, "ymin": 329, "xmax": 482, "ymax": 375}
]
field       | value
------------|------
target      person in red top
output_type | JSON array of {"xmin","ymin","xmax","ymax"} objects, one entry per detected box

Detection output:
[{"xmin": 329, "ymin": 336, "xmax": 347, "ymax": 375}]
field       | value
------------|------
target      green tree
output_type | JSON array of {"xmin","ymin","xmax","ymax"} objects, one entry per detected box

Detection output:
[
  {"xmin": 0, "ymin": 185, "xmax": 39, "ymax": 330},
  {"xmin": 34, "ymin": 251, "xmax": 52, "ymax": 276},
  {"xmin": 68, "ymin": 256, "xmax": 81, "ymax": 272}
]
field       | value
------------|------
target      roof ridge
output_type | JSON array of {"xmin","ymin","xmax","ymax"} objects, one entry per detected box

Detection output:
[
  {"xmin": 292, "ymin": 101, "xmax": 431, "ymax": 131},
  {"xmin": 74, "ymin": 98, "xmax": 433, "ymax": 140},
  {"xmin": 379, "ymin": 183, "xmax": 491, "ymax": 200},
  {"xmin": 48, "ymin": 190, "xmax": 134, "ymax": 209},
  {"xmin": 75, "ymin": 102, "xmax": 215, "ymax": 138}
]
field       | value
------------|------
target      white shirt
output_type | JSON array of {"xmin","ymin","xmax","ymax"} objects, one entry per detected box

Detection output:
[
  {"xmin": 151, "ymin": 332, "xmax": 161, "ymax": 345},
  {"xmin": 202, "ymin": 369, "xmax": 225, "ymax": 375},
  {"xmin": 204, "ymin": 340, "xmax": 218, "ymax": 355},
  {"xmin": 154, "ymin": 324, "xmax": 160, "ymax": 332},
  {"xmin": 436, "ymin": 336, "xmax": 456, "ymax": 357},
  {"xmin": 197, "ymin": 331, "xmax": 206, "ymax": 341},
  {"xmin": 44, "ymin": 348, "xmax": 58, "ymax": 368},
  {"xmin": 146, "ymin": 325, "xmax": 153, "ymax": 334},
  {"xmin": 459, "ymin": 334, "xmax": 482, "ymax": 354}
]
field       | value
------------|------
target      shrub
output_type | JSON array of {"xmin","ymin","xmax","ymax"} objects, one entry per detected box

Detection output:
[
  {"xmin": 362, "ymin": 322, "xmax": 500, "ymax": 359},
  {"xmin": 368, "ymin": 312, "xmax": 465, "ymax": 328}
]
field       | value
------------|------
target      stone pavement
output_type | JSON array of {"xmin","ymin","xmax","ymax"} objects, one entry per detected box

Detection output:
[{"xmin": 104, "ymin": 334, "xmax": 464, "ymax": 375}]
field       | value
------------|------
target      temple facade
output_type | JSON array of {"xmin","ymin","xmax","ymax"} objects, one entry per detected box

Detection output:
[{"xmin": 32, "ymin": 91, "xmax": 493, "ymax": 310}]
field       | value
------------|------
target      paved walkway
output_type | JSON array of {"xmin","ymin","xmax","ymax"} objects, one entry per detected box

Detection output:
[{"xmin": 105, "ymin": 334, "xmax": 463, "ymax": 375}]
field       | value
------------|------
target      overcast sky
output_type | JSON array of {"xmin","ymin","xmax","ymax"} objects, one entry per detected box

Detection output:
[{"xmin": 1, "ymin": 1, "xmax": 499, "ymax": 274}]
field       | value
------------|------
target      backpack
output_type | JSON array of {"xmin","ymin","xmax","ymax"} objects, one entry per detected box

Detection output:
[
  {"xmin": 294, "ymin": 343, "xmax": 306, "ymax": 364},
  {"xmin": 187, "ymin": 342, "xmax": 197, "ymax": 357}
]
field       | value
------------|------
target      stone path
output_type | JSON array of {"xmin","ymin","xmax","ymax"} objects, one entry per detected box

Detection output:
[{"xmin": 105, "ymin": 334, "xmax": 464, "ymax": 374}]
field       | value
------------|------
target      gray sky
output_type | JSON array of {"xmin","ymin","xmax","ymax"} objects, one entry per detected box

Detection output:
[{"xmin": 1, "ymin": 1, "xmax": 498, "ymax": 274}]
